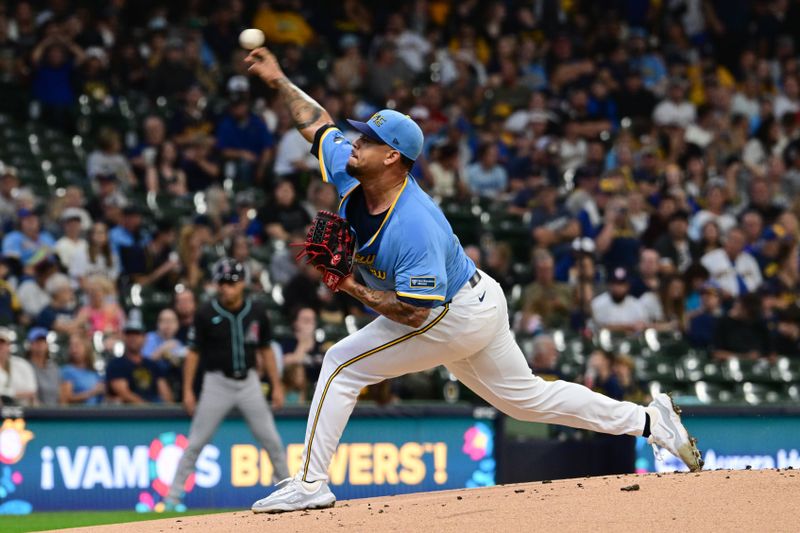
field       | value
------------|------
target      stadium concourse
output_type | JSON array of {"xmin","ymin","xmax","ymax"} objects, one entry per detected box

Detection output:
[
  {"xmin": 59, "ymin": 470, "xmax": 797, "ymax": 533},
  {"xmin": 1, "ymin": 0, "xmax": 800, "ymax": 412}
]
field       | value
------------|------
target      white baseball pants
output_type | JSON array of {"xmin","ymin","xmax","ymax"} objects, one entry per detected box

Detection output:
[{"xmin": 298, "ymin": 270, "xmax": 646, "ymax": 482}]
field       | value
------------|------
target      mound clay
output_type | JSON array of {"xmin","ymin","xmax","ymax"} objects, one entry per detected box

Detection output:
[{"xmin": 62, "ymin": 469, "xmax": 797, "ymax": 532}]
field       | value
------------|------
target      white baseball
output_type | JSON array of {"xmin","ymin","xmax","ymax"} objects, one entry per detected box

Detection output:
[{"xmin": 239, "ymin": 28, "xmax": 265, "ymax": 50}]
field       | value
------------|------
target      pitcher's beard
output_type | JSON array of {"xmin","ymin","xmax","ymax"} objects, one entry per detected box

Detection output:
[{"xmin": 345, "ymin": 162, "xmax": 364, "ymax": 177}]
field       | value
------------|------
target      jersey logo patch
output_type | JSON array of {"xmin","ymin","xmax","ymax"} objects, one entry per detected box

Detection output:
[
  {"xmin": 212, "ymin": 316, "xmax": 223, "ymax": 325},
  {"xmin": 410, "ymin": 276, "xmax": 437, "ymax": 288},
  {"xmin": 245, "ymin": 321, "xmax": 260, "ymax": 344}
]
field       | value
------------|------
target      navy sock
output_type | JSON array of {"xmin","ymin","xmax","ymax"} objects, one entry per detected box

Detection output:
[{"xmin": 642, "ymin": 412, "xmax": 651, "ymax": 438}]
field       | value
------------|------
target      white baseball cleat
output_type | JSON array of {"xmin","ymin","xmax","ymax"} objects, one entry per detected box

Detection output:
[
  {"xmin": 646, "ymin": 393, "xmax": 704, "ymax": 472},
  {"xmin": 251, "ymin": 477, "xmax": 336, "ymax": 514}
]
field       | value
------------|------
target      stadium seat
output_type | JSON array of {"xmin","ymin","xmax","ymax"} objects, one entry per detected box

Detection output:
[
  {"xmin": 125, "ymin": 286, "xmax": 174, "ymax": 328},
  {"xmin": 320, "ymin": 323, "xmax": 349, "ymax": 343},
  {"xmin": 250, "ymin": 244, "xmax": 273, "ymax": 265},
  {"xmin": 0, "ymin": 83, "xmax": 29, "ymax": 117},
  {"xmin": 675, "ymin": 352, "xmax": 705, "ymax": 382},
  {"xmin": 693, "ymin": 381, "xmax": 734, "ymax": 404},
  {"xmin": 734, "ymin": 382, "xmax": 782, "ymax": 404},
  {"xmin": 49, "ymin": 334, "xmax": 72, "ymax": 366},
  {"xmin": 771, "ymin": 357, "xmax": 798, "ymax": 382},
  {"xmin": 784, "ymin": 383, "xmax": 800, "ymax": 402},
  {"xmin": 649, "ymin": 380, "xmax": 691, "ymax": 399},
  {"xmin": 635, "ymin": 356, "xmax": 678, "ymax": 382},
  {"xmin": 482, "ymin": 212, "xmax": 530, "ymax": 262},
  {"xmin": 558, "ymin": 360, "xmax": 581, "ymax": 381},
  {"xmin": 720, "ymin": 357, "xmax": 773, "ymax": 383}
]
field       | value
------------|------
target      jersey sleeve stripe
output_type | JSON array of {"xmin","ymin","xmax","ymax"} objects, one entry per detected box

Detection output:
[
  {"xmin": 395, "ymin": 291, "xmax": 446, "ymax": 301},
  {"xmin": 317, "ymin": 127, "xmax": 337, "ymax": 183}
]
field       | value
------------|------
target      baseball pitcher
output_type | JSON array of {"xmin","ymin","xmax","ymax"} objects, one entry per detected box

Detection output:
[{"xmin": 246, "ymin": 47, "xmax": 702, "ymax": 514}]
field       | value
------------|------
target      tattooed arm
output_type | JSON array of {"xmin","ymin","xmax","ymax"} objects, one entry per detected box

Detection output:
[
  {"xmin": 338, "ymin": 277, "xmax": 431, "ymax": 328},
  {"xmin": 245, "ymin": 47, "xmax": 333, "ymax": 142}
]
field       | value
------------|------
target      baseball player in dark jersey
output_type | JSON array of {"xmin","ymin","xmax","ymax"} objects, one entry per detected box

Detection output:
[{"xmin": 164, "ymin": 258, "xmax": 289, "ymax": 509}]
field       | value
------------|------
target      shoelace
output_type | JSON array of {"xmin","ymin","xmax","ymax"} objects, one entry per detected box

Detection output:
[
  {"xmin": 271, "ymin": 477, "xmax": 297, "ymax": 496},
  {"xmin": 650, "ymin": 441, "xmax": 664, "ymax": 462}
]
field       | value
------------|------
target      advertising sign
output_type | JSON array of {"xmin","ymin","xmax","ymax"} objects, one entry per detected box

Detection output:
[
  {"xmin": 0, "ymin": 409, "xmax": 496, "ymax": 514},
  {"xmin": 635, "ymin": 410, "xmax": 800, "ymax": 473}
]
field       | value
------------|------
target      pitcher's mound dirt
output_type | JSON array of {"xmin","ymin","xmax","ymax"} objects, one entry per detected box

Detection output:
[{"xmin": 65, "ymin": 469, "xmax": 797, "ymax": 533}]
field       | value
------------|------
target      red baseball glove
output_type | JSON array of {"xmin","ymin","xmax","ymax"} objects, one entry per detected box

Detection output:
[{"xmin": 294, "ymin": 211, "xmax": 355, "ymax": 291}]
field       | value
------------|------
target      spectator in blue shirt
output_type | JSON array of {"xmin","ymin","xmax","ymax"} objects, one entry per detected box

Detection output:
[
  {"xmin": 466, "ymin": 143, "xmax": 508, "ymax": 197},
  {"xmin": 109, "ymin": 205, "xmax": 149, "ymax": 257},
  {"xmin": 30, "ymin": 33, "xmax": 86, "ymax": 129},
  {"xmin": 687, "ymin": 282, "xmax": 724, "ymax": 349},
  {"xmin": 628, "ymin": 28, "xmax": 667, "ymax": 94},
  {"xmin": 216, "ymin": 94, "xmax": 274, "ymax": 183},
  {"xmin": 226, "ymin": 191, "xmax": 264, "ymax": 241},
  {"xmin": 106, "ymin": 320, "xmax": 173, "ymax": 404},
  {"xmin": 129, "ymin": 116, "xmax": 168, "ymax": 184},
  {"xmin": 60, "ymin": 334, "xmax": 104, "ymax": 405},
  {"xmin": 529, "ymin": 183, "xmax": 581, "ymax": 264},
  {"xmin": 142, "ymin": 308, "xmax": 187, "ymax": 373},
  {"xmin": 2, "ymin": 209, "xmax": 56, "ymax": 266},
  {"xmin": 34, "ymin": 275, "xmax": 80, "ymax": 334}
]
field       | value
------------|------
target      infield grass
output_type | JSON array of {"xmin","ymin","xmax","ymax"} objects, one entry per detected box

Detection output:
[{"xmin": 0, "ymin": 509, "xmax": 232, "ymax": 532}]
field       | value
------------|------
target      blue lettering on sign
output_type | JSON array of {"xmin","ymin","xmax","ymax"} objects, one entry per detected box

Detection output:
[{"xmin": 410, "ymin": 276, "xmax": 436, "ymax": 288}]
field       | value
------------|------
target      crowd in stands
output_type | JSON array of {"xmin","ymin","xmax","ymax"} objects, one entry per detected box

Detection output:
[{"xmin": 2, "ymin": 0, "xmax": 800, "ymax": 408}]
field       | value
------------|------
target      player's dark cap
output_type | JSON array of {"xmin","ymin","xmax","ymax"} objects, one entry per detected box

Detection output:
[
  {"xmin": 214, "ymin": 258, "xmax": 246, "ymax": 283},
  {"xmin": 346, "ymin": 109, "xmax": 424, "ymax": 161},
  {"xmin": 669, "ymin": 209, "xmax": 690, "ymax": 223},
  {"xmin": 609, "ymin": 267, "xmax": 629, "ymax": 284},
  {"xmin": 123, "ymin": 317, "xmax": 146, "ymax": 334}
]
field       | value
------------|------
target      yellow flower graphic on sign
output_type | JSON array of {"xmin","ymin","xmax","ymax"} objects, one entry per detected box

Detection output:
[{"xmin": 0, "ymin": 420, "xmax": 34, "ymax": 465}]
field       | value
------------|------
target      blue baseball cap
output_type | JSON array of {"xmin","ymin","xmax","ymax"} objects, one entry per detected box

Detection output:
[
  {"xmin": 761, "ymin": 224, "xmax": 788, "ymax": 243},
  {"xmin": 27, "ymin": 327, "xmax": 49, "ymax": 342},
  {"xmin": 347, "ymin": 109, "xmax": 424, "ymax": 161}
]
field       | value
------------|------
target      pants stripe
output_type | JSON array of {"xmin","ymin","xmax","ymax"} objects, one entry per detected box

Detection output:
[{"xmin": 301, "ymin": 304, "xmax": 450, "ymax": 481}]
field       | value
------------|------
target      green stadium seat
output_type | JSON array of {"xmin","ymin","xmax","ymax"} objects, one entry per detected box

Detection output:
[
  {"xmin": 720, "ymin": 357, "xmax": 773, "ymax": 383},
  {"xmin": 771, "ymin": 357, "xmax": 800, "ymax": 383},
  {"xmin": 250, "ymin": 244, "xmax": 273, "ymax": 265},
  {"xmin": 558, "ymin": 360, "xmax": 581, "ymax": 381},
  {"xmin": 0, "ymin": 83, "xmax": 29, "ymax": 117},
  {"xmin": 49, "ymin": 333, "xmax": 72, "ymax": 366},
  {"xmin": 635, "ymin": 356, "xmax": 678, "ymax": 382},
  {"xmin": 0, "ymin": 140, "xmax": 32, "ymax": 157},
  {"xmin": 649, "ymin": 380, "xmax": 691, "ymax": 399},
  {"xmin": 693, "ymin": 381, "xmax": 735, "ymax": 403},
  {"xmin": 483, "ymin": 212, "xmax": 531, "ymax": 262},
  {"xmin": 700, "ymin": 360, "xmax": 725, "ymax": 382},
  {"xmin": 784, "ymin": 383, "xmax": 800, "ymax": 402},
  {"xmin": 737, "ymin": 382, "xmax": 782, "ymax": 405},
  {"xmin": 320, "ymin": 323, "xmax": 348, "ymax": 343},
  {"xmin": 675, "ymin": 352, "xmax": 705, "ymax": 382}
]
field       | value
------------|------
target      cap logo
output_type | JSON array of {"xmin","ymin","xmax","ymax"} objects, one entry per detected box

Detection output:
[
  {"xmin": 393, "ymin": 138, "xmax": 399, "ymax": 144},
  {"xmin": 371, "ymin": 113, "xmax": 386, "ymax": 127}
]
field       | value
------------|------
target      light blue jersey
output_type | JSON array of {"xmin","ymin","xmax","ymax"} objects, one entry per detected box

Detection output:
[{"xmin": 312, "ymin": 126, "xmax": 475, "ymax": 307}]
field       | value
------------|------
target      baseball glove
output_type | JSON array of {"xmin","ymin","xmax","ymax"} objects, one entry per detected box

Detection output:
[{"xmin": 294, "ymin": 210, "xmax": 355, "ymax": 291}]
